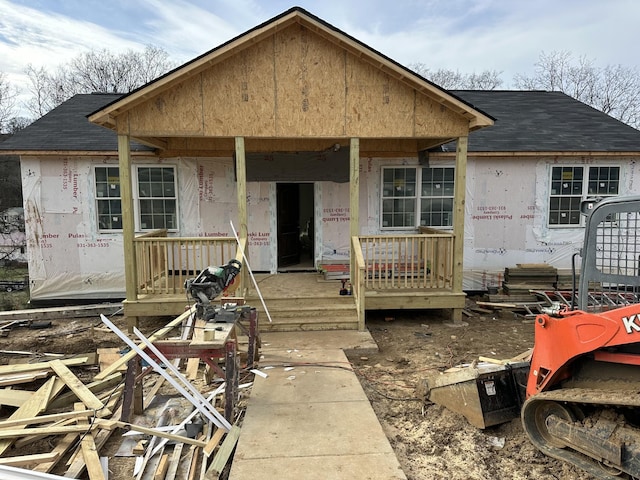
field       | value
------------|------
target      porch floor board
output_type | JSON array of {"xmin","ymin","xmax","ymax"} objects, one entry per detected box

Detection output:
[{"xmin": 125, "ymin": 272, "xmax": 464, "ymax": 330}]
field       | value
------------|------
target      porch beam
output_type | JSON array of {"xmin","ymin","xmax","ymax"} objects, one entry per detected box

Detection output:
[
  {"xmin": 118, "ymin": 134, "xmax": 137, "ymax": 307},
  {"xmin": 349, "ymin": 138, "xmax": 360, "ymax": 328},
  {"xmin": 452, "ymin": 136, "xmax": 468, "ymax": 323},
  {"xmin": 235, "ymin": 137, "xmax": 248, "ymax": 240},
  {"xmin": 349, "ymin": 138, "xmax": 360, "ymax": 239},
  {"xmin": 235, "ymin": 137, "xmax": 249, "ymax": 292}
]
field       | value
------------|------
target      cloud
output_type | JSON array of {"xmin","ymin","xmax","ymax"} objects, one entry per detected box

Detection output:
[
  {"xmin": 1, "ymin": 0, "xmax": 639, "ymax": 116},
  {"xmin": 0, "ymin": 0, "xmax": 141, "ymax": 69}
]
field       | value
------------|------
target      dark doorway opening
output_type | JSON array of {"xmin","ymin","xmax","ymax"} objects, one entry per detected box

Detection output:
[{"xmin": 276, "ymin": 183, "xmax": 314, "ymax": 270}]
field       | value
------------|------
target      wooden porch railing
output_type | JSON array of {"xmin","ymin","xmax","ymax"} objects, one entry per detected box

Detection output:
[
  {"xmin": 357, "ymin": 230, "xmax": 455, "ymax": 290},
  {"xmin": 134, "ymin": 230, "xmax": 245, "ymax": 295}
]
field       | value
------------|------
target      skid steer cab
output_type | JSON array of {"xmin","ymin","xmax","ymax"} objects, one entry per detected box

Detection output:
[{"xmin": 184, "ymin": 259, "xmax": 242, "ymax": 321}]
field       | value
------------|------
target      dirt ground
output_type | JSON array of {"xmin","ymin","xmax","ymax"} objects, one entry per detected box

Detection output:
[
  {"xmin": 0, "ymin": 299, "xmax": 593, "ymax": 479},
  {"xmin": 348, "ymin": 302, "xmax": 590, "ymax": 480}
]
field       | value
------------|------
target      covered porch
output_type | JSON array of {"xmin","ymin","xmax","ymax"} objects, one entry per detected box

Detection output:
[
  {"xmin": 87, "ymin": 8, "xmax": 492, "ymax": 331},
  {"xmin": 125, "ymin": 227, "xmax": 461, "ymax": 331}
]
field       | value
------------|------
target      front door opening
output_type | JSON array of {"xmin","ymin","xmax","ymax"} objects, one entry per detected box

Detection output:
[{"xmin": 276, "ymin": 183, "xmax": 314, "ymax": 270}]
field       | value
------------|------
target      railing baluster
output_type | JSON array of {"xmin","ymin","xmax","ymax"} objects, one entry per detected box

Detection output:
[
  {"xmin": 357, "ymin": 231, "xmax": 455, "ymax": 292},
  {"xmin": 133, "ymin": 232, "xmax": 240, "ymax": 298}
]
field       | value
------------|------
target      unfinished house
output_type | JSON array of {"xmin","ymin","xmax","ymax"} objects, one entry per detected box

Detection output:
[
  {"xmin": 1, "ymin": 7, "xmax": 495, "ymax": 330},
  {"xmin": 10, "ymin": 8, "xmax": 640, "ymax": 328}
]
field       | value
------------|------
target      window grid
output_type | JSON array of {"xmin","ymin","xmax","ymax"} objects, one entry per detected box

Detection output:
[
  {"xmin": 137, "ymin": 167, "xmax": 177, "ymax": 230},
  {"xmin": 381, "ymin": 166, "xmax": 454, "ymax": 229},
  {"xmin": 420, "ymin": 167, "xmax": 454, "ymax": 227},
  {"xmin": 549, "ymin": 166, "xmax": 620, "ymax": 226},
  {"xmin": 95, "ymin": 166, "xmax": 122, "ymax": 231}
]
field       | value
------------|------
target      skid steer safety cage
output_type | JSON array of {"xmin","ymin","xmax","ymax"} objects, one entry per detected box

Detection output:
[{"xmin": 578, "ymin": 196, "xmax": 640, "ymax": 311}]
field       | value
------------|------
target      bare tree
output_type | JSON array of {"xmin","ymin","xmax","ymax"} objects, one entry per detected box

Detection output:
[
  {"xmin": 0, "ymin": 73, "xmax": 19, "ymax": 134},
  {"xmin": 26, "ymin": 45, "xmax": 177, "ymax": 117},
  {"xmin": 514, "ymin": 51, "xmax": 640, "ymax": 129},
  {"xmin": 408, "ymin": 63, "xmax": 504, "ymax": 90},
  {"xmin": 0, "ymin": 207, "xmax": 25, "ymax": 266}
]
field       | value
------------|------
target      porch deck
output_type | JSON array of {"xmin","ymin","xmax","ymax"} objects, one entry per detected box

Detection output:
[
  {"xmin": 124, "ymin": 231, "xmax": 465, "ymax": 330},
  {"xmin": 123, "ymin": 271, "xmax": 465, "ymax": 331}
]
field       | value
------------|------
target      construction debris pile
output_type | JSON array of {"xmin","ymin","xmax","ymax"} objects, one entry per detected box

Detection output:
[{"xmin": 0, "ymin": 305, "xmax": 253, "ymax": 480}]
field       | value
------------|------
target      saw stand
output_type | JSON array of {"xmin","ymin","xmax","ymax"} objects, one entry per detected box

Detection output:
[{"xmin": 121, "ymin": 304, "xmax": 259, "ymax": 424}]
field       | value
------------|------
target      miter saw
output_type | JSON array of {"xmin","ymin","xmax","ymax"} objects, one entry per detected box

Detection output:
[{"xmin": 184, "ymin": 259, "xmax": 242, "ymax": 322}]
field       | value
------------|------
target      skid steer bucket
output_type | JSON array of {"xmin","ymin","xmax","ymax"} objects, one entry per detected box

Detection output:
[{"xmin": 420, "ymin": 361, "xmax": 529, "ymax": 429}]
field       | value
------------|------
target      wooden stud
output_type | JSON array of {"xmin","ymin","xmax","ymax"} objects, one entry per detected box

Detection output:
[
  {"xmin": 33, "ymin": 433, "xmax": 78, "ymax": 473},
  {"xmin": 204, "ymin": 425, "xmax": 241, "ymax": 479},
  {"xmin": 0, "ymin": 388, "xmax": 32, "ymax": 408},
  {"xmin": 164, "ymin": 442, "xmax": 184, "ymax": 480},
  {"xmin": 75, "ymin": 404, "xmax": 106, "ymax": 480},
  {"xmin": 49, "ymin": 360, "xmax": 104, "ymax": 411},
  {"xmin": 0, "ymin": 409, "xmax": 94, "ymax": 429},
  {"xmin": 0, "ymin": 376, "xmax": 66, "ymax": 456},
  {"xmin": 154, "ymin": 453, "xmax": 170, "ymax": 480},
  {"xmin": 48, "ymin": 372, "xmax": 122, "ymax": 410},
  {"xmin": 111, "ymin": 421, "xmax": 207, "ymax": 448},
  {"xmin": 0, "ymin": 451, "xmax": 60, "ymax": 467},
  {"xmin": 0, "ymin": 357, "xmax": 89, "ymax": 376},
  {"xmin": 203, "ymin": 427, "xmax": 227, "ymax": 458}
]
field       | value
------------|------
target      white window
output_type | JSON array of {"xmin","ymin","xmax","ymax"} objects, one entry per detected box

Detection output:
[
  {"xmin": 549, "ymin": 166, "xmax": 619, "ymax": 226},
  {"xmin": 94, "ymin": 165, "xmax": 178, "ymax": 231},
  {"xmin": 381, "ymin": 166, "xmax": 454, "ymax": 229},
  {"xmin": 95, "ymin": 166, "xmax": 122, "ymax": 231},
  {"xmin": 136, "ymin": 166, "xmax": 178, "ymax": 231}
]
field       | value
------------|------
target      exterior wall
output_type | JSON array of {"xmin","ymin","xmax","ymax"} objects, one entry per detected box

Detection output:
[
  {"xmin": 21, "ymin": 156, "xmax": 127, "ymax": 300},
  {"xmin": 21, "ymin": 153, "xmax": 640, "ymax": 300},
  {"xmin": 463, "ymin": 155, "xmax": 640, "ymax": 290}
]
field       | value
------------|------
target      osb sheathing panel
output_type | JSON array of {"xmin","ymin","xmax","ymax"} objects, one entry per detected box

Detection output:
[
  {"xmin": 345, "ymin": 58, "xmax": 415, "ymax": 137},
  {"xmin": 202, "ymin": 39, "xmax": 277, "ymax": 136},
  {"xmin": 273, "ymin": 24, "xmax": 346, "ymax": 137},
  {"xmin": 121, "ymin": 23, "xmax": 468, "ymax": 139},
  {"xmin": 415, "ymin": 94, "xmax": 468, "ymax": 137},
  {"xmin": 126, "ymin": 74, "xmax": 204, "ymax": 136}
]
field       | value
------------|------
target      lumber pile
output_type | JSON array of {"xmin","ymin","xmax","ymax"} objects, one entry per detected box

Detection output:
[
  {"xmin": 501, "ymin": 264, "xmax": 558, "ymax": 296},
  {"xmin": 0, "ymin": 308, "xmax": 246, "ymax": 479}
]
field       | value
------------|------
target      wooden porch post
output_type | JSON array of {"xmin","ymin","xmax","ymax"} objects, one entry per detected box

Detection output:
[
  {"xmin": 452, "ymin": 135, "xmax": 468, "ymax": 323},
  {"xmin": 118, "ymin": 134, "xmax": 138, "ymax": 331},
  {"xmin": 235, "ymin": 137, "xmax": 249, "ymax": 292},
  {"xmin": 349, "ymin": 138, "xmax": 364, "ymax": 330}
]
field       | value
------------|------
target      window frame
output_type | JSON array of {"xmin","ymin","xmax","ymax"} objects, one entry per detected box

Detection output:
[
  {"xmin": 94, "ymin": 165, "xmax": 123, "ymax": 232},
  {"xmin": 93, "ymin": 165, "xmax": 180, "ymax": 233},
  {"xmin": 548, "ymin": 165, "xmax": 620, "ymax": 228},
  {"xmin": 135, "ymin": 165, "xmax": 179, "ymax": 232},
  {"xmin": 380, "ymin": 165, "xmax": 455, "ymax": 230}
]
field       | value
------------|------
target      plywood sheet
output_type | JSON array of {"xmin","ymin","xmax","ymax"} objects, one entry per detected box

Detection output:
[
  {"xmin": 345, "ymin": 57, "xmax": 415, "ymax": 138},
  {"xmin": 202, "ymin": 40, "xmax": 277, "ymax": 136},
  {"xmin": 127, "ymin": 75, "xmax": 205, "ymax": 136},
  {"xmin": 274, "ymin": 23, "xmax": 347, "ymax": 137},
  {"xmin": 414, "ymin": 94, "xmax": 467, "ymax": 137}
]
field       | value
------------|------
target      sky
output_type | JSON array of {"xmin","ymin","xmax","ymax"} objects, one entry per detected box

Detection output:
[{"xmin": 1, "ymin": 0, "xmax": 639, "ymax": 117}]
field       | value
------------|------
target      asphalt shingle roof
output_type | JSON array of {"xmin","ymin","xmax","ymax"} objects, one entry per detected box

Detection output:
[
  {"xmin": 0, "ymin": 94, "xmax": 152, "ymax": 153},
  {"xmin": 1, "ymin": 90, "xmax": 639, "ymax": 154},
  {"xmin": 452, "ymin": 90, "xmax": 640, "ymax": 152}
]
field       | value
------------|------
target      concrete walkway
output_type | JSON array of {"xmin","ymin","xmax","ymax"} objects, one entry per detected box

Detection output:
[{"xmin": 229, "ymin": 331, "xmax": 407, "ymax": 480}]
